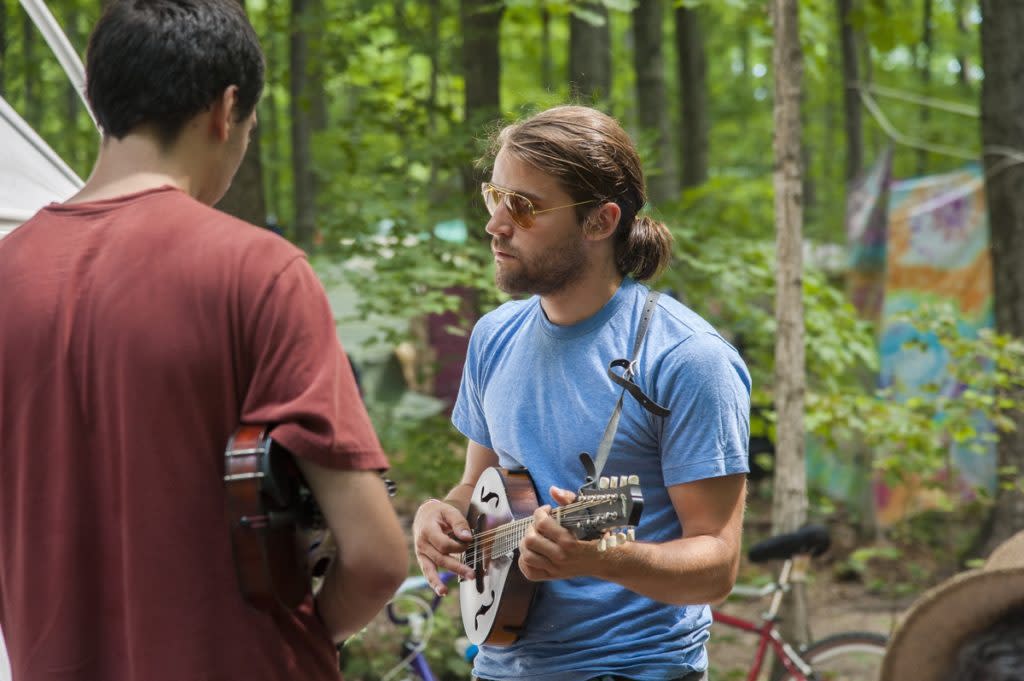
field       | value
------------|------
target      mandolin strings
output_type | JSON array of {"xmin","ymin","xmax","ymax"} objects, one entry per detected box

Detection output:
[{"xmin": 458, "ymin": 495, "xmax": 632, "ymax": 569}]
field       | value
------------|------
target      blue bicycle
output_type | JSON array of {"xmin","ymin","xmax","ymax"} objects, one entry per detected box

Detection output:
[{"xmin": 379, "ymin": 572, "xmax": 476, "ymax": 681}]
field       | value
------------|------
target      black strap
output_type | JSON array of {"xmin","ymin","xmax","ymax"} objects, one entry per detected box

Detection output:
[{"xmin": 591, "ymin": 290, "xmax": 670, "ymax": 481}]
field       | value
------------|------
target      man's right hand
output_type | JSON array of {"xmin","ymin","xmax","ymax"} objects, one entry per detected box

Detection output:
[{"xmin": 412, "ymin": 499, "xmax": 476, "ymax": 595}]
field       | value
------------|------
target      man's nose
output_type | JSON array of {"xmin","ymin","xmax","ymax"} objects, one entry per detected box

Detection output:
[{"xmin": 484, "ymin": 209, "xmax": 515, "ymax": 238}]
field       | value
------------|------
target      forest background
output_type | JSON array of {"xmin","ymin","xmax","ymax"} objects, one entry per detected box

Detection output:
[{"xmin": 5, "ymin": 0, "xmax": 1024, "ymax": 678}]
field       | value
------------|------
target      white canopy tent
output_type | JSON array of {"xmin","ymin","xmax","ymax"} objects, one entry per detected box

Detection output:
[{"xmin": 0, "ymin": 94, "xmax": 84, "ymax": 238}]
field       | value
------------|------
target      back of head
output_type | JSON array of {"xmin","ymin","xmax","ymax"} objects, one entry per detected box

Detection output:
[
  {"xmin": 494, "ymin": 105, "xmax": 673, "ymax": 281},
  {"xmin": 86, "ymin": 0, "xmax": 265, "ymax": 146},
  {"xmin": 948, "ymin": 609, "xmax": 1024, "ymax": 681}
]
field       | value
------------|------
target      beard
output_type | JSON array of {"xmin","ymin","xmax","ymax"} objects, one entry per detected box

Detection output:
[{"xmin": 493, "ymin": 232, "xmax": 587, "ymax": 296}]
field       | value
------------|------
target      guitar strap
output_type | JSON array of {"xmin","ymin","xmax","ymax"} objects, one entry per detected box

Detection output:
[{"xmin": 587, "ymin": 289, "xmax": 671, "ymax": 484}]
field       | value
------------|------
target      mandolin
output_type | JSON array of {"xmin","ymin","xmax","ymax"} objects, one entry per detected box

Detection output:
[
  {"xmin": 222, "ymin": 425, "xmax": 331, "ymax": 611},
  {"xmin": 459, "ymin": 467, "xmax": 644, "ymax": 646}
]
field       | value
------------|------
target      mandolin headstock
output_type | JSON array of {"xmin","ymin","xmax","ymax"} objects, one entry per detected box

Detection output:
[{"xmin": 559, "ymin": 474, "xmax": 644, "ymax": 551}]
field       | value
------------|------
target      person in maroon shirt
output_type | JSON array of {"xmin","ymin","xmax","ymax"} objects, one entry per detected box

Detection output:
[{"xmin": 0, "ymin": 1, "xmax": 408, "ymax": 679}]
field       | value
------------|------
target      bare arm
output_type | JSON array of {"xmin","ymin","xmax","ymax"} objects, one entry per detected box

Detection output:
[
  {"xmin": 520, "ymin": 473, "xmax": 746, "ymax": 605},
  {"xmin": 412, "ymin": 440, "xmax": 498, "ymax": 594},
  {"xmin": 296, "ymin": 459, "xmax": 408, "ymax": 642}
]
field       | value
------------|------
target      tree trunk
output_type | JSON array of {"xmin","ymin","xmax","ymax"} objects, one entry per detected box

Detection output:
[
  {"xmin": 264, "ymin": 28, "xmax": 284, "ymax": 224},
  {"xmin": 459, "ymin": 0, "xmax": 503, "ymax": 228},
  {"xmin": 837, "ymin": 0, "xmax": 863, "ymax": 181},
  {"xmin": 0, "ymin": 0, "xmax": 7, "ymax": 98},
  {"xmin": 22, "ymin": 9, "xmax": 38, "ymax": 129},
  {"xmin": 569, "ymin": 2, "xmax": 611, "ymax": 102},
  {"xmin": 428, "ymin": 0, "xmax": 441, "ymax": 186},
  {"xmin": 675, "ymin": 5, "xmax": 708, "ymax": 188},
  {"xmin": 917, "ymin": 0, "xmax": 933, "ymax": 175},
  {"xmin": 955, "ymin": 0, "xmax": 972, "ymax": 90},
  {"xmin": 771, "ymin": 0, "xmax": 810, "ymax": 647},
  {"xmin": 289, "ymin": 0, "xmax": 315, "ymax": 250},
  {"xmin": 216, "ymin": 0, "xmax": 267, "ymax": 228},
  {"xmin": 979, "ymin": 0, "xmax": 1024, "ymax": 554},
  {"xmin": 633, "ymin": 0, "xmax": 676, "ymax": 205},
  {"xmin": 541, "ymin": 6, "xmax": 552, "ymax": 92}
]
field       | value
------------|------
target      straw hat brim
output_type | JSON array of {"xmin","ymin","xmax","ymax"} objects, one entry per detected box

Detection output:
[{"xmin": 880, "ymin": 567, "xmax": 1024, "ymax": 681}]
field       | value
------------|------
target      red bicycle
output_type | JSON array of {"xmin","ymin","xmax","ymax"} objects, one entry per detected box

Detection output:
[{"xmin": 712, "ymin": 525, "xmax": 888, "ymax": 681}]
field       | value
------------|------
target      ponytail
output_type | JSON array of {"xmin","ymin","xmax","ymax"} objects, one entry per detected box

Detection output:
[{"xmin": 614, "ymin": 215, "xmax": 673, "ymax": 281}]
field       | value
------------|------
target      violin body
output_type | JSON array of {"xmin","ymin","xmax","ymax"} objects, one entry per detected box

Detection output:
[{"xmin": 223, "ymin": 425, "xmax": 327, "ymax": 610}]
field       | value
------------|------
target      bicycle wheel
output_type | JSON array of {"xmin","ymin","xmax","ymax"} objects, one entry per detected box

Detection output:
[{"xmin": 776, "ymin": 631, "xmax": 888, "ymax": 681}]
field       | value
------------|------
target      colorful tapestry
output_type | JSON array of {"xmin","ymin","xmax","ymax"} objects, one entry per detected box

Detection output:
[
  {"xmin": 874, "ymin": 163, "xmax": 996, "ymax": 526},
  {"xmin": 846, "ymin": 147, "xmax": 893, "ymax": 323}
]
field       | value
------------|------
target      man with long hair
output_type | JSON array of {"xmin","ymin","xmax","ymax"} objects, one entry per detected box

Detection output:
[{"xmin": 413, "ymin": 106, "xmax": 750, "ymax": 681}]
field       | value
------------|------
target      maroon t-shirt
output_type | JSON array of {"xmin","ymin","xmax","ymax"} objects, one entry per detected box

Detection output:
[{"xmin": 0, "ymin": 187, "xmax": 388, "ymax": 680}]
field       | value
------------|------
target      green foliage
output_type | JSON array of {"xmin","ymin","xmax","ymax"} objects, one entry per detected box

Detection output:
[{"xmin": 811, "ymin": 303, "xmax": 1024, "ymax": 508}]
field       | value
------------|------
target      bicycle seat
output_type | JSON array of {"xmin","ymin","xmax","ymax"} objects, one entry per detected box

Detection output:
[{"xmin": 747, "ymin": 524, "xmax": 830, "ymax": 563}]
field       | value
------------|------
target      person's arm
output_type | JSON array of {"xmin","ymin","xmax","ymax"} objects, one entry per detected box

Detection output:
[
  {"xmin": 519, "ymin": 473, "xmax": 745, "ymax": 605},
  {"xmin": 412, "ymin": 439, "xmax": 499, "ymax": 595},
  {"xmin": 296, "ymin": 459, "xmax": 408, "ymax": 643}
]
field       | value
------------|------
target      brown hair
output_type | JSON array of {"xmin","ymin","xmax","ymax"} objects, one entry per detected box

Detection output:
[{"xmin": 491, "ymin": 105, "xmax": 673, "ymax": 281}]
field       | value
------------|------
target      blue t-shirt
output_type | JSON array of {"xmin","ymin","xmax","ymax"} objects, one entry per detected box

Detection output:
[{"xmin": 452, "ymin": 277, "xmax": 751, "ymax": 681}]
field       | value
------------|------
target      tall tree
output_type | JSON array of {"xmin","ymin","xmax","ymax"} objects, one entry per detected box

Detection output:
[
  {"xmin": 289, "ymin": 0, "xmax": 315, "ymax": 250},
  {"xmin": 0, "ymin": 0, "xmax": 7, "ymax": 98},
  {"xmin": 22, "ymin": 9, "xmax": 38, "ymax": 129},
  {"xmin": 568, "ymin": 2, "xmax": 611, "ymax": 102},
  {"xmin": 675, "ymin": 5, "xmax": 708, "ymax": 188},
  {"xmin": 837, "ymin": 0, "xmax": 863, "ymax": 181},
  {"xmin": 954, "ymin": 0, "xmax": 972, "ymax": 90},
  {"xmin": 541, "ymin": 6, "xmax": 553, "ymax": 92},
  {"xmin": 632, "ymin": 0, "xmax": 676, "ymax": 204},
  {"xmin": 771, "ymin": 0, "xmax": 810, "ymax": 646},
  {"xmin": 216, "ymin": 0, "xmax": 266, "ymax": 228},
  {"xmin": 459, "ymin": 0, "xmax": 503, "ymax": 224},
  {"xmin": 979, "ymin": 0, "xmax": 1024, "ymax": 553},
  {"xmin": 917, "ymin": 0, "xmax": 933, "ymax": 174}
]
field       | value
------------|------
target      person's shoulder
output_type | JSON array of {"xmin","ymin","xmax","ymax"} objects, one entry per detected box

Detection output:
[
  {"xmin": 161, "ymin": 193, "xmax": 307, "ymax": 276},
  {"xmin": 626, "ymin": 282, "xmax": 746, "ymax": 370},
  {"xmin": 472, "ymin": 296, "xmax": 538, "ymax": 341}
]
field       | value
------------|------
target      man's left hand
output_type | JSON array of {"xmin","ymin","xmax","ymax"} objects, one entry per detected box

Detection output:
[{"xmin": 518, "ymin": 486, "xmax": 601, "ymax": 581}]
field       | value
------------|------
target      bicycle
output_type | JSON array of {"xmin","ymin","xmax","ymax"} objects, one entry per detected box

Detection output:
[
  {"xmin": 712, "ymin": 525, "xmax": 888, "ymax": 681},
  {"xmin": 378, "ymin": 571, "xmax": 475, "ymax": 681}
]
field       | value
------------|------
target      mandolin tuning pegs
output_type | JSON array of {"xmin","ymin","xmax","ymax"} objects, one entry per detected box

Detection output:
[
  {"xmin": 627, "ymin": 528, "xmax": 636, "ymax": 542},
  {"xmin": 609, "ymin": 477, "xmax": 619, "ymax": 488},
  {"xmin": 598, "ymin": 536, "xmax": 608, "ymax": 552},
  {"xmin": 619, "ymin": 475, "xmax": 628, "ymax": 488},
  {"xmin": 628, "ymin": 475, "xmax": 640, "ymax": 485},
  {"xmin": 598, "ymin": 476, "xmax": 610, "ymax": 489}
]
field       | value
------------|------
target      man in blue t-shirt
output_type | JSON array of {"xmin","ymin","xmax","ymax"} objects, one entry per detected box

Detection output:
[{"xmin": 413, "ymin": 105, "xmax": 750, "ymax": 681}]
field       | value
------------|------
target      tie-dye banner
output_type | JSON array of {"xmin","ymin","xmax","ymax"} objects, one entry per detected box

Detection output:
[
  {"xmin": 806, "ymin": 150, "xmax": 896, "ymax": 510},
  {"xmin": 846, "ymin": 147, "xmax": 893, "ymax": 323},
  {"xmin": 873, "ymin": 163, "xmax": 996, "ymax": 526}
]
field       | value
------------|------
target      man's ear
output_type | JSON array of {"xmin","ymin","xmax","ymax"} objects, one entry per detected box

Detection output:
[
  {"xmin": 584, "ymin": 202, "xmax": 622, "ymax": 242},
  {"xmin": 209, "ymin": 85, "xmax": 240, "ymax": 142}
]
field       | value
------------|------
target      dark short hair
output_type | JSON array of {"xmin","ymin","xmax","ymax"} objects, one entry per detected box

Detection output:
[
  {"xmin": 86, "ymin": 0, "xmax": 265, "ymax": 146},
  {"xmin": 491, "ymin": 106, "xmax": 673, "ymax": 281},
  {"xmin": 949, "ymin": 608, "xmax": 1024, "ymax": 681}
]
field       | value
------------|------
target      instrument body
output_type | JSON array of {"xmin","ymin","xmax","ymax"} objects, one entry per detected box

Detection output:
[
  {"xmin": 459, "ymin": 467, "xmax": 644, "ymax": 646},
  {"xmin": 223, "ymin": 424, "xmax": 327, "ymax": 610}
]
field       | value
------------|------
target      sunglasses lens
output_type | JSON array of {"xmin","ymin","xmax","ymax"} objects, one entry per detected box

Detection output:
[
  {"xmin": 482, "ymin": 186, "xmax": 500, "ymax": 216},
  {"xmin": 505, "ymin": 193, "xmax": 533, "ymax": 229}
]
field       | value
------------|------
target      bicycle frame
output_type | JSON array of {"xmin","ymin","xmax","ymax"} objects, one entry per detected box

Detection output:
[
  {"xmin": 711, "ymin": 559, "xmax": 816, "ymax": 681},
  {"xmin": 386, "ymin": 572, "xmax": 461, "ymax": 681}
]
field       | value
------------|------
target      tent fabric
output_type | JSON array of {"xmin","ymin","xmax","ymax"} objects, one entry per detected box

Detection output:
[{"xmin": 0, "ymin": 94, "xmax": 83, "ymax": 239}]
